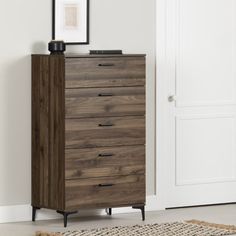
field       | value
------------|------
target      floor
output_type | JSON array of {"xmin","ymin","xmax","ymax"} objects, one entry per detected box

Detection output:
[{"xmin": 1, "ymin": 205, "xmax": 236, "ymax": 236}]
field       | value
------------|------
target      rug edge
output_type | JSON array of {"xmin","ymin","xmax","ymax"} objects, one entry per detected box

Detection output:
[
  {"xmin": 186, "ymin": 220, "xmax": 236, "ymax": 232},
  {"xmin": 35, "ymin": 231, "xmax": 63, "ymax": 236},
  {"xmin": 35, "ymin": 221, "xmax": 236, "ymax": 236}
]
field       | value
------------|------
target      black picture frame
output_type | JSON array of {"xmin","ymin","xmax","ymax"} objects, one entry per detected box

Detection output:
[{"xmin": 52, "ymin": 0, "xmax": 89, "ymax": 45}]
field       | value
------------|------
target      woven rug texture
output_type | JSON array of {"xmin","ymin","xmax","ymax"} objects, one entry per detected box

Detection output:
[{"xmin": 36, "ymin": 221, "xmax": 236, "ymax": 236}]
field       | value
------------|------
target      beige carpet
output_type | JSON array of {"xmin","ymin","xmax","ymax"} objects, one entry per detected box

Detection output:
[{"xmin": 36, "ymin": 220, "xmax": 236, "ymax": 236}]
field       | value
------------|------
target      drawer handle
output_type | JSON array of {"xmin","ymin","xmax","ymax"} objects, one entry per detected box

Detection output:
[
  {"xmin": 98, "ymin": 63, "xmax": 115, "ymax": 67},
  {"xmin": 98, "ymin": 184, "xmax": 114, "ymax": 187},
  {"xmin": 98, "ymin": 153, "xmax": 114, "ymax": 157},
  {"xmin": 98, "ymin": 93, "xmax": 113, "ymax": 97},
  {"xmin": 98, "ymin": 123, "xmax": 114, "ymax": 127}
]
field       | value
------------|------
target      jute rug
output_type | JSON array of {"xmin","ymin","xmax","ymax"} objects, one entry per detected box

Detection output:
[{"xmin": 36, "ymin": 220, "xmax": 236, "ymax": 236}]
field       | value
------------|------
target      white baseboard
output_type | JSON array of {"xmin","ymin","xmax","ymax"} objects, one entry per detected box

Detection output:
[{"xmin": 0, "ymin": 195, "xmax": 164, "ymax": 223}]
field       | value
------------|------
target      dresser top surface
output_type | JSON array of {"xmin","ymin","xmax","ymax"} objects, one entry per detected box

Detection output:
[
  {"xmin": 32, "ymin": 53, "xmax": 146, "ymax": 58},
  {"xmin": 65, "ymin": 53, "xmax": 146, "ymax": 58}
]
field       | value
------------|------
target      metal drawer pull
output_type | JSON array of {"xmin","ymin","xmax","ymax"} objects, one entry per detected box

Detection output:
[
  {"xmin": 98, "ymin": 184, "xmax": 114, "ymax": 187},
  {"xmin": 98, "ymin": 123, "xmax": 114, "ymax": 127},
  {"xmin": 98, "ymin": 93, "xmax": 113, "ymax": 97},
  {"xmin": 98, "ymin": 153, "xmax": 114, "ymax": 157},
  {"xmin": 98, "ymin": 63, "xmax": 115, "ymax": 67}
]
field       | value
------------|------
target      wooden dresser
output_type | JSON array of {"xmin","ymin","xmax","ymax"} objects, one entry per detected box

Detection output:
[{"xmin": 31, "ymin": 54, "xmax": 146, "ymax": 227}]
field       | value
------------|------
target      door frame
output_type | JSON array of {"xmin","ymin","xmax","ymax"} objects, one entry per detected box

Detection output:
[
  {"xmin": 156, "ymin": 0, "xmax": 175, "ymax": 209},
  {"xmin": 155, "ymin": 0, "xmax": 172, "ymax": 209}
]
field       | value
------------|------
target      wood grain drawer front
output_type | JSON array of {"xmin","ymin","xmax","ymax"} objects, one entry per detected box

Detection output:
[
  {"xmin": 65, "ymin": 116, "xmax": 145, "ymax": 149},
  {"xmin": 65, "ymin": 87, "xmax": 145, "ymax": 118},
  {"xmin": 65, "ymin": 175, "xmax": 145, "ymax": 210},
  {"xmin": 65, "ymin": 57, "xmax": 145, "ymax": 88},
  {"xmin": 65, "ymin": 146, "xmax": 145, "ymax": 179}
]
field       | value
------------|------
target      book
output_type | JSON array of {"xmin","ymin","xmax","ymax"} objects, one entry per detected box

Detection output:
[{"xmin": 89, "ymin": 50, "xmax": 123, "ymax": 55}]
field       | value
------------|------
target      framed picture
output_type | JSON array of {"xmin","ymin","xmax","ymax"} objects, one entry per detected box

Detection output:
[{"xmin": 52, "ymin": 0, "xmax": 89, "ymax": 44}]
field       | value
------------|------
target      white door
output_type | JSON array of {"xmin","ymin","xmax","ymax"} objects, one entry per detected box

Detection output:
[{"xmin": 156, "ymin": 0, "xmax": 236, "ymax": 208}]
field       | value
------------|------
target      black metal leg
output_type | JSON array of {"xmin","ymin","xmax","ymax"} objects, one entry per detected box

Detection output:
[
  {"xmin": 57, "ymin": 210, "xmax": 77, "ymax": 227},
  {"xmin": 106, "ymin": 208, "xmax": 112, "ymax": 215},
  {"xmin": 32, "ymin": 206, "xmax": 40, "ymax": 222},
  {"xmin": 64, "ymin": 213, "xmax": 68, "ymax": 228},
  {"xmin": 141, "ymin": 206, "xmax": 145, "ymax": 221},
  {"xmin": 132, "ymin": 205, "xmax": 145, "ymax": 221},
  {"xmin": 109, "ymin": 208, "xmax": 112, "ymax": 216}
]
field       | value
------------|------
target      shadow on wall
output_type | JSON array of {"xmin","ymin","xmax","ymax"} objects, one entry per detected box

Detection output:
[
  {"xmin": 31, "ymin": 41, "xmax": 47, "ymax": 54},
  {"xmin": 1, "ymin": 42, "xmax": 48, "ymax": 205},
  {"xmin": 1, "ymin": 56, "xmax": 32, "ymax": 205}
]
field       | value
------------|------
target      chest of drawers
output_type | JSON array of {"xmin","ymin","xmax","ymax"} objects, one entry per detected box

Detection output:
[{"xmin": 31, "ymin": 54, "xmax": 146, "ymax": 227}]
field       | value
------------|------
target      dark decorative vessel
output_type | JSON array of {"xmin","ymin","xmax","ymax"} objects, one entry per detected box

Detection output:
[{"xmin": 48, "ymin": 40, "xmax": 66, "ymax": 54}]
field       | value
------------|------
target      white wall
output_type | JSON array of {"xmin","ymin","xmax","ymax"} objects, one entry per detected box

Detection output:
[{"xmin": 0, "ymin": 0, "xmax": 156, "ymax": 206}]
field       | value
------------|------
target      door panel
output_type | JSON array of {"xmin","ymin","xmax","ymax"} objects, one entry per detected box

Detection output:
[
  {"xmin": 176, "ymin": 0, "xmax": 236, "ymax": 107},
  {"xmin": 176, "ymin": 115, "xmax": 236, "ymax": 186}
]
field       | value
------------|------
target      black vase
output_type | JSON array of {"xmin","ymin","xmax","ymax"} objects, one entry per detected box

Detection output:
[{"xmin": 48, "ymin": 40, "xmax": 66, "ymax": 54}]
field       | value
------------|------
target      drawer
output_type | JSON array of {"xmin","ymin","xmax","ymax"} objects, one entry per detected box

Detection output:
[
  {"xmin": 65, "ymin": 116, "xmax": 145, "ymax": 149},
  {"xmin": 65, "ymin": 175, "xmax": 145, "ymax": 210},
  {"xmin": 65, "ymin": 87, "xmax": 145, "ymax": 118},
  {"xmin": 65, "ymin": 57, "xmax": 145, "ymax": 88},
  {"xmin": 65, "ymin": 146, "xmax": 145, "ymax": 179}
]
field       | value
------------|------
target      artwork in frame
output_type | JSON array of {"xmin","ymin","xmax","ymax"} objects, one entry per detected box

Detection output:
[{"xmin": 52, "ymin": 0, "xmax": 89, "ymax": 45}]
